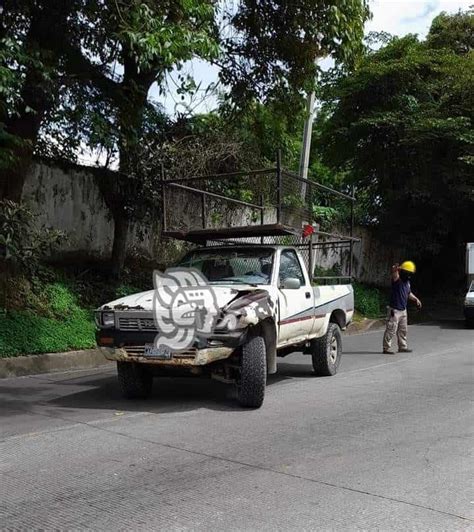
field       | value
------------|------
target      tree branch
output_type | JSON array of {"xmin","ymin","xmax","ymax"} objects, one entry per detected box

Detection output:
[{"xmin": 63, "ymin": 42, "xmax": 120, "ymax": 100}]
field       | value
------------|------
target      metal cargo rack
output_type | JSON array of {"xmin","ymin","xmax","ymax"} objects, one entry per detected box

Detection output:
[{"xmin": 160, "ymin": 151, "xmax": 360, "ymax": 284}]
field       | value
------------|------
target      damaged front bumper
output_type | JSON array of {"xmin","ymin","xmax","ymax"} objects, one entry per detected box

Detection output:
[
  {"xmin": 96, "ymin": 329, "xmax": 244, "ymax": 367},
  {"xmin": 100, "ymin": 346, "xmax": 234, "ymax": 366}
]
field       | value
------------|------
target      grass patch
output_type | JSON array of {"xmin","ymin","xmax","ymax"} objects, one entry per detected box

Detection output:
[
  {"xmin": 0, "ymin": 281, "xmax": 96, "ymax": 357},
  {"xmin": 0, "ymin": 267, "xmax": 151, "ymax": 358},
  {"xmin": 0, "ymin": 309, "xmax": 96, "ymax": 357}
]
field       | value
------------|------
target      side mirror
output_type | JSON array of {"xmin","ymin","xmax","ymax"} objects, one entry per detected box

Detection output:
[{"xmin": 280, "ymin": 277, "xmax": 301, "ymax": 290}]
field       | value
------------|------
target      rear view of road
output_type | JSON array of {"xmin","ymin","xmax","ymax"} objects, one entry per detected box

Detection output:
[{"xmin": 1, "ymin": 322, "xmax": 473, "ymax": 530}]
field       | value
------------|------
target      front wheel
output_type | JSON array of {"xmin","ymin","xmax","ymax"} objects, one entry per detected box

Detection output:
[
  {"xmin": 117, "ymin": 362, "xmax": 153, "ymax": 399},
  {"xmin": 237, "ymin": 336, "xmax": 266, "ymax": 408},
  {"xmin": 311, "ymin": 323, "xmax": 342, "ymax": 376}
]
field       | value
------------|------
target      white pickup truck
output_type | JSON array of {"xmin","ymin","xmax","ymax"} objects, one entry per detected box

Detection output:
[{"xmin": 96, "ymin": 245, "xmax": 354, "ymax": 408}]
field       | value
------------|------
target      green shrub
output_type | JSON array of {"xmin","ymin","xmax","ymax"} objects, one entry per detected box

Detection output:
[
  {"xmin": 0, "ymin": 200, "xmax": 63, "ymax": 273},
  {"xmin": 353, "ymin": 281, "xmax": 385, "ymax": 318},
  {"xmin": 0, "ymin": 280, "xmax": 96, "ymax": 357},
  {"xmin": 44, "ymin": 282, "xmax": 77, "ymax": 315},
  {"xmin": 312, "ymin": 206, "xmax": 340, "ymax": 231}
]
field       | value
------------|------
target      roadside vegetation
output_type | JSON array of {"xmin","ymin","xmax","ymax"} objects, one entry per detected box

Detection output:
[
  {"xmin": 0, "ymin": 266, "xmax": 152, "ymax": 357},
  {"xmin": 0, "ymin": 279, "xmax": 96, "ymax": 357},
  {"xmin": 352, "ymin": 282, "xmax": 386, "ymax": 319}
]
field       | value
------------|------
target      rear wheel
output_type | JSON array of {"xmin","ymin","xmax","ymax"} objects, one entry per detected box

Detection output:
[
  {"xmin": 237, "ymin": 336, "xmax": 266, "ymax": 408},
  {"xmin": 311, "ymin": 323, "xmax": 342, "ymax": 376},
  {"xmin": 117, "ymin": 362, "xmax": 153, "ymax": 399}
]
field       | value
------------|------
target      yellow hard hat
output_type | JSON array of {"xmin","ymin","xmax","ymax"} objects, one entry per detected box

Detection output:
[{"xmin": 400, "ymin": 260, "xmax": 416, "ymax": 273}]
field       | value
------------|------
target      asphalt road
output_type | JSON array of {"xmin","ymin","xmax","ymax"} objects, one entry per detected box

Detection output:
[{"xmin": 1, "ymin": 321, "xmax": 473, "ymax": 530}]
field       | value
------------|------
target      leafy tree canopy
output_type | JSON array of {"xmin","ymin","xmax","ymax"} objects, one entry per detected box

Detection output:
[
  {"xmin": 427, "ymin": 8, "xmax": 474, "ymax": 55},
  {"xmin": 318, "ymin": 11, "xmax": 473, "ymax": 257}
]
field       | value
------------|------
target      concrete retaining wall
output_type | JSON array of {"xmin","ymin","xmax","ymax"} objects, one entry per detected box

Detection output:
[
  {"xmin": 22, "ymin": 160, "xmax": 402, "ymax": 286},
  {"xmin": 22, "ymin": 162, "xmax": 161, "ymax": 260}
]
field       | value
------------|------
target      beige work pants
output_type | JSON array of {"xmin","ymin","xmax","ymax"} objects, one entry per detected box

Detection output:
[{"xmin": 383, "ymin": 307, "xmax": 408, "ymax": 351}]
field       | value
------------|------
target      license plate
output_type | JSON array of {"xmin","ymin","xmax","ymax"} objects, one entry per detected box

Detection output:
[{"xmin": 143, "ymin": 344, "xmax": 172, "ymax": 359}]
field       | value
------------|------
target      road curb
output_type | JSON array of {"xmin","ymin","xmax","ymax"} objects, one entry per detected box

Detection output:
[
  {"xmin": 346, "ymin": 318, "xmax": 385, "ymax": 335},
  {"xmin": 0, "ymin": 349, "xmax": 112, "ymax": 379}
]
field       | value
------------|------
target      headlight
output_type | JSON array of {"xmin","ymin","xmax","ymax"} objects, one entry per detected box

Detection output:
[
  {"xmin": 465, "ymin": 299, "xmax": 474, "ymax": 307},
  {"xmin": 102, "ymin": 312, "xmax": 115, "ymax": 327},
  {"xmin": 95, "ymin": 311, "xmax": 115, "ymax": 327}
]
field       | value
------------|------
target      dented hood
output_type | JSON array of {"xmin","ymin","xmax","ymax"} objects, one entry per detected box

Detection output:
[{"xmin": 99, "ymin": 285, "xmax": 269, "ymax": 312}]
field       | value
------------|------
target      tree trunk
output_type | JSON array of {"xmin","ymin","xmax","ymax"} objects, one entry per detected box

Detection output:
[
  {"xmin": 0, "ymin": 157, "xmax": 30, "ymax": 203},
  {"xmin": 0, "ymin": 1, "xmax": 70, "ymax": 201},
  {"xmin": 106, "ymin": 53, "xmax": 155, "ymax": 278},
  {"xmin": 110, "ymin": 216, "xmax": 130, "ymax": 279},
  {"xmin": 2, "ymin": 110, "xmax": 42, "ymax": 202}
]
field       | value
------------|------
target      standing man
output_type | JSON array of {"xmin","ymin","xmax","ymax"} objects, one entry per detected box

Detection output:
[{"xmin": 383, "ymin": 261, "xmax": 422, "ymax": 354}]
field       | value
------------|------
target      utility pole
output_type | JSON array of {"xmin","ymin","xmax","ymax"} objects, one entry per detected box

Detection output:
[
  {"xmin": 298, "ymin": 91, "xmax": 316, "ymax": 199},
  {"xmin": 299, "ymin": 64, "xmax": 320, "ymax": 272}
]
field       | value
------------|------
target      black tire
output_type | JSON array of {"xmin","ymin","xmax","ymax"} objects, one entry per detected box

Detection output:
[
  {"xmin": 237, "ymin": 336, "xmax": 266, "ymax": 408},
  {"xmin": 311, "ymin": 322, "xmax": 342, "ymax": 376},
  {"xmin": 466, "ymin": 318, "xmax": 474, "ymax": 329},
  {"xmin": 117, "ymin": 362, "xmax": 153, "ymax": 399}
]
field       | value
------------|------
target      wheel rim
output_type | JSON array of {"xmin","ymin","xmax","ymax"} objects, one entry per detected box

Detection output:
[{"xmin": 329, "ymin": 335, "xmax": 338, "ymax": 364}]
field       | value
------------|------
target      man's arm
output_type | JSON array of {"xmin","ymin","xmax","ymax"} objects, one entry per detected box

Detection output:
[
  {"xmin": 409, "ymin": 292, "xmax": 422, "ymax": 309},
  {"xmin": 391, "ymin": 264, "xmax": 400, "ymax": 282}
]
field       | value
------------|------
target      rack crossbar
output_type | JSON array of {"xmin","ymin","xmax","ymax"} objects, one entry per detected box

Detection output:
[
  {"xmin": 282, "ymin": 170, "xmax": 355, "ymax": 202},
  {"xmin": 314, "ymin": 230, "xmax": 360, "ymax": 242}
]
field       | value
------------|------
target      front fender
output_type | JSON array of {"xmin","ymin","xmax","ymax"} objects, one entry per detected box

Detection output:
[
  {"xmin": 219, "ymin": 290, "xmax": 278, "ymax": 374},
  {"xmin": 219, "ymin": 289, "xmax": 277, "ymax": 329}
]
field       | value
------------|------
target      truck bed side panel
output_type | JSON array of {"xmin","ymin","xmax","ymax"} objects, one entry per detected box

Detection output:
[{"xmin": 309, "ymin": 285, "xmax": 354, "ymax": 337}]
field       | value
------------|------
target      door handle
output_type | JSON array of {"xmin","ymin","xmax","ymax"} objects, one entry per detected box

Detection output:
[{"xmin": 305, "ymin": 292, "xmax": 311, "ymax": 299}]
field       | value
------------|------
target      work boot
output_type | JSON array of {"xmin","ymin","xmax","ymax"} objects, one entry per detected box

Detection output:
[
  {"xmin": 383, "ymin": 349, "xmax": 395, "ymax": 354},
  {"xmin": 398, "ymin": 348, "xmax": 413, "ymax": 353}
]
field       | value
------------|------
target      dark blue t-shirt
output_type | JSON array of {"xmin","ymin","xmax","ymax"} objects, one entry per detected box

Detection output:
[{"xmin": 390, "ymin": 279, "xmax": 411, "ymax": 310}]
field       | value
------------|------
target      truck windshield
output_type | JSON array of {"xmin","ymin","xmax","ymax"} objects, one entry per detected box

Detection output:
[{"xmin": 177, "ymin": 248, "xmax": 274, "ymax": 285}]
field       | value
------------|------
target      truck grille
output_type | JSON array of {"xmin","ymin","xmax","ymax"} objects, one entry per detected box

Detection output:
[
  {"xmin": 118, "ymin": 317, "xmax": 157, "ymax": 331},
  {"xmin": 124, "ymin": 345, "xmax": 197, "ymax": 360}
]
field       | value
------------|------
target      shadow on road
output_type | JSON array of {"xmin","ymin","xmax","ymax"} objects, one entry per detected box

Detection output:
[
  {"xmin": 49, "ymin": 374, "xmax": 243, "ymax": 413},
  {"xmin": 0, "ymin": 362, "xmax": 318, "ymax": 416}
]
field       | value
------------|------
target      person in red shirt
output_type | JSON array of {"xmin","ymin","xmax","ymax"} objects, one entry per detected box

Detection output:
[{"xmin": 383, "ymin": 261, "xmax": 422, "ymax": 354}]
